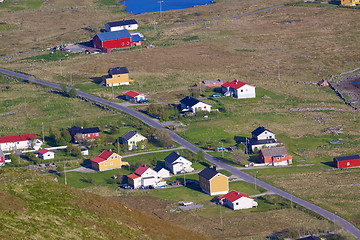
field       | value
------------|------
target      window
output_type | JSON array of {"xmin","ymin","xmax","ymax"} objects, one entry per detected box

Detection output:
[
  {"xmin": 111, "ymin": 156, "xmax": 113, "ymax": 159},
  {"xmin": 110, "ymin": 162, "xmax": 113, "ymax": 166},
  {"xmin": 104, "ymin": 162, "xmax": 108, "ymax": 166},
  {"xmin": 347, "ymin": 162, "xmax": 350, "ymax": 166},
  {"xmin": 236, "ymin": 203, "xmax": 239, "ymax": 205},
  {"xmin": 114, "ymin": 155, "xmax": 117, "ymax": 159},
  {"xmin": 122, "ymin": 42, "xmax": 124, "ymax": 46},
  {"xmin": 127, "ymin": 42, "xmax": 129, "ymax": 45},
  {"xmin": 241, "ymin": 89, "xmax": 243, "ymax": 92}
]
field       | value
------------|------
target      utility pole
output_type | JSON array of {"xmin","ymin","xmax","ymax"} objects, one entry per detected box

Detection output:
[
  {"xmin": 291, "ymin": 191, "xmax": 294, "ymax": 208},
  {"xmin": 64, "ymin": 163, "xmax": 67, "ymax": 185},
  {"xmin": 60, "ymin": 59, "xmax": 62, "ymax": 76},
  {"xmin": 276, "ymin": 59, "xmax": 281, "ymax": 82},
  {"xmin": 205, "ymin": 21, "xmax": 211, "ymax": 40},
  {"xmin": 351, "ymin": 102, "xmax": 356, "ymax": 122},
  {"xmin": 24, "ymin": 96, "xmax": 27, "ymax": 116},
  {"xmin": 220, "ymin": 204, "xmax": 223, "ymax": 226},
  {"xmin": 117, "ymin": 139, "xmax": 120, "ymax": 154},
  {"xmin": 112, "ymin": 85, "xmax": 114, "ymax": 99},
  {"xmin": 158, "ymin": 1, "xmax": 164, "ymax": 17},
  {"xmin": 254, "ymin": 171, "xmax": 258, "ymax": 190},
  {"xmin": 42, "ymin": 122, "xmax": 44, "ymax": 143},
  {"xmin": 69, "ymin": 72, "xmax": 72, "ymax": 85},
  {"xmin": 183, "ymin": 165, "xmax": 186, "ymax": 186},
  {"xmin": 334, "ymin": 212, "xmax": 337, "ymax": 231}
]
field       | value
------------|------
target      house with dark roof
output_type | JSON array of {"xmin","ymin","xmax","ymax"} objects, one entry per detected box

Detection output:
[
  {"xmin": 180, "ymin": 96, "xmax": 211, "ymax": 113},
  {"xmin": 124, "ymin": 91, "xmax": 145, "ymax": 102},
  {"xmin": 164, "ymin": 151, "xmax": 194, "ymax": 174},
  {"xmin": 198, "ymin": 166, "xmax": 228, "ymax": 196},
  {"xmin": 248, "ymin": 127, "xmax": 281, "ymax": 153},
  {"xmin": 221, "ymin": 80, "xmax": 256, "ymax": 99},
  {"xmin": 259, "ymin": 146, "xmax": 292, "ymax": 166},
  {"xmin": 105, "ymin": 19, "xmax": 139, "ymax": 32},
  {"xmin": 93, "ymin": 29, "xmax": 144, "ymax": 50},
  {"xmin": 35, "ymin": 149, "xmax": 55, "ymax": 160},
  {"xmin": 91, "ymin": 150, "xmax": 128, "ymax": 171},
  {"xmin": 121, "ymin": 131, "xmax": 147, "ymax": 150},
  {"xmin": 127, "ymin": 164, "xmax": 167, "ymax": 188},
  {"xmin": 68, "ymin": 126, "xmax": 100, "ymax": 143},
  {"xmin": 102, "ymin": 66, "xmax": 133, "ymax": 87},
  {"xmin": 0, "ymin": 134, "xmax": 42, "ymax": 151},
  {"xmin": 333, "ymin": 155, "xmax": 360, "ymax": 169},
  {"xmin": 219, "ymin": 190, "xmax": 258, "ymax": 210}
]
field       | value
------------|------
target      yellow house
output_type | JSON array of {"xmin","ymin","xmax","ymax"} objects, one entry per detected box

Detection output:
[
  {"xmin": 341, "ymin": 0, "xmax": 360, "ymax": 5},
  {"xmin": 121, "ymin": 130, "xmax": 147, "ymax": 150},
  {"xmin": 91, "ymin": 150, "xmax": 128, "ymax": 171},
  {"xmin": 102, "ymin": 67, "xmax": 133, "ymax": 87},
  {"xmin": 198, "ymin": 166, "xmax": 229, "ymax": 196}
]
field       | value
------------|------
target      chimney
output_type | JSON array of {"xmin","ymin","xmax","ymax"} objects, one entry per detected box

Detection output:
[{"xmin": 210, "ymin": 165, "xmax": 216, "ymax": 171}]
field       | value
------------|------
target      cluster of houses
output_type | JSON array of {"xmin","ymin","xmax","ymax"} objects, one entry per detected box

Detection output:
[
  {"xmin": 341, "ymin": 0, "xmax": 360, "ymax": 5},
  {"xmin": 93, "ymin": 19, "xmax": 144, "ymax": 52}
]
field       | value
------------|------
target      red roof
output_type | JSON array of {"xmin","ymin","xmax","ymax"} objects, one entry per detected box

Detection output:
[
  {"xmin": 134, "ymin": 164, "xmax": 149, "ymax": 176},
  {"xmin": 221, "ymin": 80, "xmax": 252, "ymax": 90},
  {"xmin": 125, "ymin": 91, "xmax": 140, "ymax": 98},
  {"xmin": 0, "ymin": 134, "xmax": 37, "ymax": 144},
  {"xmin": 127, "ymin": 173, "xmax": 141, "ymax": 179},
  {"xmin": 219, "ymin": 190, "xmax": 251, "ymax": 202},
  {"xmin": 91, "ymin": 150, "xmax": 115, "ymax": 163},
  {"xmin": 37, "ymin": 149, "xmax": 53, "ymax": 155}
]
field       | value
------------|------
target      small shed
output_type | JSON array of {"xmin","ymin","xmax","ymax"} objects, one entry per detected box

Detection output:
[
  {"xmin": 333, "ymin": 155, "xmax": 360, "ymax": 169},
  {"xmin": 124, "ymin": 91, "xmax": 145, "ymax": 103},
  {"xmin": 318, "ymin": 79, "xmax": 329, "ymax": 87}
]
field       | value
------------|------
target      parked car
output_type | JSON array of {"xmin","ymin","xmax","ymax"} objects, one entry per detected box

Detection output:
[
  {"xmin": 120, "ymin": 183, "xmax": 132, "ymax": 189},
  {"xmin": 154, "ymin": 184, "xmax": 166, "ymax": 189},
  {"xmin": 138, "ymin": 99, "xmax": 149, "ymax": 104},
  {"xmin": 139, "ymin": 185, "xmax": 150, "ymax": 189},
  {"xmin": 215, "ymin": 146, "xmax": 227, "ymax": 152},
  {"xmin": 212, "ymin": 94, "xmax": 221, "ymax": 98},
  {"xmin": 186, "ymin": 180, "xmax": 197, "ymax": 185},
  {"xmin": 170, "ymin": 180, "xmax": 181, "ymax": 185}
]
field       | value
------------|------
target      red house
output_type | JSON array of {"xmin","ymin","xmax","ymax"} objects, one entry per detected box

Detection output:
[
  {"xmin": 68, "ymin": 126, "xmax": 100, "ymax": 143},
  {"xmin": 333, "ymin": 155, "xmax": 360, "ymax": 169},
  {"xmin": 93, "ymin": 29, "xmax": 144, "ymax": 50},
  {"xmin": 259, "ymin": 146, "xmax": 292, "ymax": 166}
]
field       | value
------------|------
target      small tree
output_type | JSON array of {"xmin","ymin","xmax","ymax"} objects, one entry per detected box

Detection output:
[
  {"xmin": 110, "ymin": 125, "xmax": 118, "ymax": 135},
  {"xmin": 153, "ymin": 129, "xmax": 173, "ymax": 147},
  {"xmin": 57, "ymin": 164, "xmax": 64, "ymax": 177},
  {"xmin": 196, "ymin": 150, "xmax": 205, "ymax": 163},
  {"xmin": 231, "ymin": 149, "xmax": 249, "ymax": 165},
  {"xmin": 60, "ymin": 84, "xmax": 68, "ymax": 96},
  {"xmin": 99, "ymin": 123, "xmax": 105, "ymax": 133},
  {"xmin": 225, "ymin": 136, "xmax": 233, "ymax": 144},
  {"xmin": 68, "ymin": 88, "xmax": 77, "ymax": 98}
]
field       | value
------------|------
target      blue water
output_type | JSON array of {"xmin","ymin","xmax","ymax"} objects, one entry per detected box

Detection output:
[{"xmin": 121, "ymin": 0, "xmax": 212, "ymax": 14}]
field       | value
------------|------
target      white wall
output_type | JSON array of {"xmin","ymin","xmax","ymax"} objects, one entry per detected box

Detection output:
[
  {"xmin": 256, "ymin": 131, "xmax": 276, "ymax": 141},
  {"xmin": 106, "ymin": 24, "xmax": 139, "ymax": 32},
  {"xmin": 233, "ymin": 85, "xmax": 256, "ymax": 99},
  {"xmin": 192, "ymin": 102, "xmax": 211, "ymax": 113},
  {"xmin": 0, "ymin": 140, "xmax": 33, "ymax": 151}
]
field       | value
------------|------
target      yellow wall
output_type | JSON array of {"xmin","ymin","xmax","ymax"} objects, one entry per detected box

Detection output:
[
  {"xmin": 105, "ymin": 73, "xmax": 131, "ymax": 85},
  {"xmin": 97, "ymin": 153, "xmax": 127, "ymax": 171},
  {"xmin": 209, "ymin": 174, "xmax": 229, "ymax": 194},
  {"xmin": 341, "ymin": 0, "xmax": 360, "ymax": 5}
]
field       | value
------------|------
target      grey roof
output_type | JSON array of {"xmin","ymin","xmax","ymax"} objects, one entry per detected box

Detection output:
[
  {"xmin": 109, "ymin": 66, "xmax": 129, "ymax": 75},
  {"xmin": 153, "ymin": 165, "xmax": 164, "ymax": 172},
  {"xmin": 164, "ymin": 151, "xmax": 183, "ymax": 165},
  {"xmin": 249, "ymin": 138, "xmax": 279, "ymax": 146},
  {"xmin": 260, "ymin": 146, "xmax": 289, "ymax": 157},
  {"xmin": 251, "ymin": 126, "xmax": 273, "ymax": 137},
  {"xmin": 198, "ymin": 167, "xmax": 222, "ymax": 181},
  {"xmin": 180, "ymin": 96, "xmax": 201, "ymax": 108},
  {"xmin": 106, "ymin": 19, "xmax": 138, "ymax": 27},
  {"xmin": 95, "ymin": 30, "xmax": 131, "ymax": 42},
  {"xmin": 296, "ymin": 236, "xmax": 321, "ymax": 240},
  {"xmin": 202, "ymin": 79, "xmax": 223, "ymax": 84},
  {"xmin": 122, "ymin": 130, "xmax": 138, "ymax": 141},
  {"xmin": 334, "ymin": 155, "xmax": 360, "ymax": 161}
]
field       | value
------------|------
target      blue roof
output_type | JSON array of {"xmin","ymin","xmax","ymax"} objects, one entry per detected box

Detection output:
[
  {"xmin": 95, "ymin": 30, "xmax": 131, "ymax": 41},
  {"xmin": 131, "ymin": 34, "xmax": 144, "ymax": 42}
]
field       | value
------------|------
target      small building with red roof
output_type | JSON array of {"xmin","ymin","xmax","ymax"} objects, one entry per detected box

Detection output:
[
  {"xmin": 91, "ymin": 150, "xmax": 128, "ymax": 171},
  {"xmin": 124, "ymin": 91, "xmax": 145, "ymax": 103},
  {"xmin": 219, "ymin": 190, "xmax": 258, "ymax": 210},
  {"xmin": 333, "ymin": 155, "xmax": 360, "ymax": 169},
  {"xmin": 0, "ymin": 134, "xmax": 43, "ymax": 151},
  {"xmin": 221, "ymin": 80, "xmax": 256, "ymax": 99},
  {"xmin": 127, "ymin": 164, "xmax": 167, "ymax": 189},
  {"xmin": 35, "ymin": 149, "xmax": 55, "ymax": 160}
]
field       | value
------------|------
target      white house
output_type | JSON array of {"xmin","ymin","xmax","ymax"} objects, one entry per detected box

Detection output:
[
  {"xmin": 124, "ymin": 91, "xmax": 145, "ymax": 103},
  {"xmin": 180, "ymin": 96, "xmax": 211, "ymax": 113},
  {"xmin": 164, "ymin": 151, "xmax": 194, "ymax": 174},
  {"xmin": 221, "ymin": 80, "xmax": 256, "ymax": 99},
  {"xmin": 154, "ymin": 166, "xmax": 170, "ymax": 179},
  {"xmin": 219, "ymin": 191, "xmax": 258, "ymax": 210},
  {"xmin": 105, "ymin": 19, "xmax": 139, "ymax": 32},
  {"xmin": 36, "ymin": 149, "xmax": 55, "ymax": 160},
  {"xmin": 127, "ymin": 165, "xmax": 167, "ymax": 189},
  {"xmin": 0, "ymin": 134, "xmax": 43, "ymax": 151},
  {"xmin": 248, "ymin": 126, "xmax": 281, "ymax": 152},
  {"xmin": 121, "ymin": 131, "xmax": 147, "ymax": 150}
]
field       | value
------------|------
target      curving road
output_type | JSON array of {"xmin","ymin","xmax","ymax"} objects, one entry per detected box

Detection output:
[{"xmin": 1, "ymin": 68, "xmax": 359, "ymax": 239}]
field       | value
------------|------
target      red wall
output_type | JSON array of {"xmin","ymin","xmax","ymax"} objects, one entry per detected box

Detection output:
[
  {"xmin": 0, "ymin": 156, "xmax": 4, "ymax": 163},
  {"xmin": 103, "ymin": 37, "xmax": 131, "ymax": 49},
  {"xmin": 335, "ymin": 158, "xmax": 360, "ymax": 168},
  {"xmin": 260, "ymin": 152, "xmax": 292, "ymax": 164}
]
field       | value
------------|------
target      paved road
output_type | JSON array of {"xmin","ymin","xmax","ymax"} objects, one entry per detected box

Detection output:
[{"xmin": 1, "ymin": 68, "xmax": 359, "ymax": 239}]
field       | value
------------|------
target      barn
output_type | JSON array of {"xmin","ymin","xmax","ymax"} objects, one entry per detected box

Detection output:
[
  {"xmin": 93, "ymin": 30, "xmax": 131, "ymax": 49},
  {"xmin": 333, "ymin": 155, "xmax": 360, "ymax": 169}
]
